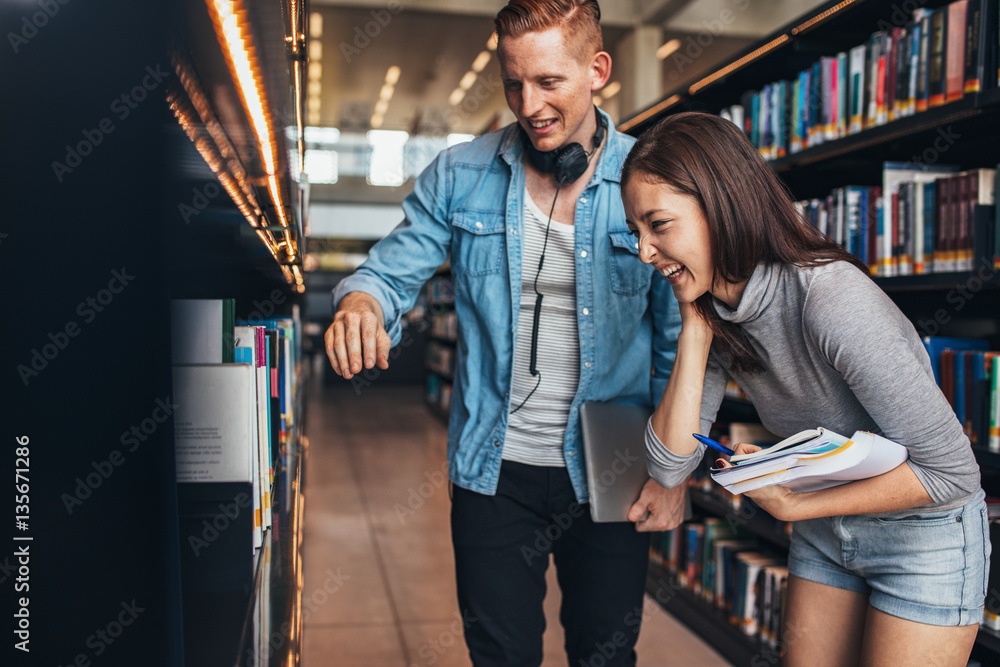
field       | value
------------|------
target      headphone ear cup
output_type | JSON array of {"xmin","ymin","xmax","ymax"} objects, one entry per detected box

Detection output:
[{"xmin": 553, "ymin": 144, "xmax": 588, "ymax": 184}]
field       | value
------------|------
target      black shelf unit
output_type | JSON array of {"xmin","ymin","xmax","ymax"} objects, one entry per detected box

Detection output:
[
  {"xmin": 689, "ymin": 490, "xmax": 791, "ymax": 550},
  {"xmin": 627, "ymin": 0, "xmax": 1000, "ymax": 662},
  {"xmin": 645, "ymin": 562, "xmax": 779, "ymax": 667}
]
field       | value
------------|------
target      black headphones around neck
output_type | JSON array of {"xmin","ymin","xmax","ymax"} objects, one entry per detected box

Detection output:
[{"xmin": 521, "ymin": 107, "xmax": 607, "ymax": 185}]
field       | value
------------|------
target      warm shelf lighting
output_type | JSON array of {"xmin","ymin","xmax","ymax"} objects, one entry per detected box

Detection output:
[
  {"xmin": 656, "ymin": 39, "xmax": 681, "ymax": 60},
  {"xmin": 616, "ymin": 94, "xmax": 682, "ymax": 133},
  {"xmin": 689, "ymin": 34, "xmax": 789, "ymax": 95},
  {"xmin": 471, "ymin": 50, "xmax": 491, "ymax": 73},
  {"xmin": 791, "ymin": 0, "xmax": 860, "ymax": 35},
  {"xmin": 459, "ymin": 71, "xmax": 477, "ymax": 91},
  {"xmin": 602, "ymin": 81, "xmax": 621, "ymax": 99}
]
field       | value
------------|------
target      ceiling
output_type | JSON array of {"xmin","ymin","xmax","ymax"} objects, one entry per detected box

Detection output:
[{"xmin": 307, "ymin": 0, "xmax": 828, "ymax": 135}]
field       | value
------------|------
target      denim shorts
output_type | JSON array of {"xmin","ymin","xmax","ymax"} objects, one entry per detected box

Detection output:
[{"xmin": 788, "ymin": 488, "xmax": 991, "ymax": 626}]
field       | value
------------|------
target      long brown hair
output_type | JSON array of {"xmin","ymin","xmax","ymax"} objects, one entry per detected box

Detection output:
[{"xmin": 621, "ymin": 111, "xmax": 870, "ymax": 374}]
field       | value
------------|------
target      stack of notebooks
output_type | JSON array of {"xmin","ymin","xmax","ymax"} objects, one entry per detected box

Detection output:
[
  {"xmin": 718, "ymin": 0, "xmax": 999, "ymax": 160},
  {"xmin": 923, "ymin": 336, "xmax": 1000, "ymax": 452},
  {"xmin": 793, "ymin": 164, "xmax": 998, "ymax": 277},
  {"xmin": 170, "ymin": 298, "xmax": 301, "ymax": 551},
  {"xmin": 710, "ymin": 428, "xmax": 910, "ymax": 495}
]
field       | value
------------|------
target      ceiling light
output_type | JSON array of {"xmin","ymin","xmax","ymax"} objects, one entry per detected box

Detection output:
[
  {"xmin": 370, "ymin": 114, "xmax": 384, "ymax": 128},
  {"xmin": 656, "ymin": 39, "xmax": 681, "ymax": 60},
  {"xmin": 459, "ymin": 71, "xmax": 477, "ymax": 91},
  {"xmin": 448, "ymin": 88, "xmax": 465, "ymax": 106},
  {"xmin": 308, "ymin": 80, "xmax": 321, "ymax": 96},
  {"xmin": 308, "ymin": 40, "xmax": 322, "ymax": 60},
  {"xmin": 471, "ymin": 51, "xmax": 491, "ymax": 72},
  {"xmin": 308, "ymin": 62, "xmax": 322, "ymax": 81},
  {"xmin": 602, "ymin": 81, "xmax": 621, "ymax": 99},
  {"xmin": 308, "ymin": 97, "xmax": 321, "ymax": 111},
  {"xmin": 593, "ymin": 95, "xmax": 602, "ymax": 106},
  {"xmin": 374, "ymin": 99, "xmax": 389, "ymax": 115},
  {"xmin": 309, "ymin": 12, "xmax": 322, "ymax": 38},
  {"xmin": 487, "ymin": 32, "xmax": 498, "ymax": 51},
  {"xmin": 379, "ymin": 83, "xmax": 395, "ymax": 101},
  {"xmin": 385, "ymin": 65, "xmax": 401, "ymax": 84}
]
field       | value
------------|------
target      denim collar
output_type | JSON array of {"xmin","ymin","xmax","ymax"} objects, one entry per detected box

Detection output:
[{"xmin": 498, "ymin": 106, "xmax": 627, "ymax": 184}]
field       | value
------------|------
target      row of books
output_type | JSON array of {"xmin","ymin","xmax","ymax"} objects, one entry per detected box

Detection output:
[
  {"xmin": 719, "ymin": 0, "xmax": 999, "ymax": 159},
  {"xmin": 426, "ymin": 340, "xmax": 456, "ymax": 380},
  {"xmin": 429, "ymin": 309, "xmax": 458, "ymax": 341},
  {"xmin": 425, "ymin": 373, "xmax": 453, "ymax": 415},
  {"xmin": 427, "ymin": 274, "xmax": 455, "ymax": 305},
  {"xmin": 170, "ymin": 299, "xmax": 301, "ymax": 550},
  {"xmin": 793, "ymin": 163, "xmax": 998, "ymax": 276},
  {"xmin": 922, "ymin": 336, "xmax": 1000, "ymax": 451},
  {"xmin": 651, "ymin": 519, "xmax": 789, "ymax": 647}
]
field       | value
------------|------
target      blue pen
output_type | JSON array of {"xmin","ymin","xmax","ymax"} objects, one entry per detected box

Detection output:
[{"xmin": 692, "ymin": 433, "xmax": 736, "ymax": 456}]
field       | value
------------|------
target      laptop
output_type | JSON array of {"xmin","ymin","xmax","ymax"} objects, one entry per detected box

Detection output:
[{"xmin": 580, "ymin": 401, "xmax": 693, "ymax": 523}]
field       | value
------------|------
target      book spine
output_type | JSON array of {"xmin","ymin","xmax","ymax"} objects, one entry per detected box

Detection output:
[
  {"xmin": 996, "ymin": 164, "xmax": 1000, "ymax": 269},
  {"xmin": 964, "ymin": 0, "xmax": 983, "ymax": 93},
  {"xmin": 990, "ymin": 355, "xmax": 1000, "ymax": 452},
  {"xmin": 838, "ymin": 51, "xmax": 849, "ymax": 136},
  {"xmin": 930, "ymin": 8, "xmax": 948, "ymax": 106},
  {"xmin": 908, "ymin": 21, "xmax": 920, "ymax": 115},
  {"xmin": 924, "ymin": 181, "xmax": 936, "ymax": 272},
  {"xmin": 917, "ymin": 12, "xmax": 932, "ymax": 112},
  {"xmin": 915, "ymin": 181, "xmax": 925, "ymax": 273},
  {"xmin": 946, "ymin": 0, "xmax": 968, "ymax": 103}
]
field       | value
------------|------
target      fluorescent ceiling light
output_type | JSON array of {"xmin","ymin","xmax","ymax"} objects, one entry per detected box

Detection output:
[
  {"xmin": 385, "ymin": 66, "xmax": 401, "ymax": 84},
  {"xmin": 602, "ymin": 81, "xmax": 620, "ymax": 99},
  {"xmin": 656, "ymin": 39, "xmax": 681, "ymax": 60},
  {"xmin": 471, "ymin": 51, "xmax": 491, "ymax": 73}
]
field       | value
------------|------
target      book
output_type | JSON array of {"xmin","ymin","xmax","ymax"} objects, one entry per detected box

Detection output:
[
  {"xmin": 882, "ymin": 162, "xmax": 960, "ymax": 276},
  {"xmin": 849, "ymin": 44, "xmax": 866, "ymax": 133},
  {"xmin": 172, "ymin": 364, "xmax": 255, "ymax": 484},
  {"xmin": 946, "ymin": 0, "xmax": 969, "ymax": 103},
  {"xmin": 929, "ymin": 7, "xmax": 949, "ymax": 106},
  {"xmin": 921, "ymin": 336, "xmax": 990, "ymax": 383},
  {"xmin": 711, "ymin": 429, "xmax": 910, "ymax": 495},
  {"xmin": 991, "ymin": 356, "xmax": 1000, "ymax": 451},
  {"xmin": 917, "ymin": 8, "xmax": 933, "ymax": 112},
  {"xmin": 170, "ymin": 298, "xmax": 236, "ymax": 364}
]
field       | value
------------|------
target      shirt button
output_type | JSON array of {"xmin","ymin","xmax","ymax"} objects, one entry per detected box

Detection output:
[
  {"xmin": 582, "ymin": 307, "xmax": 589, "ymax": 315},
  {"xmin": 581, "ymin": 197, "xmax": 588, "ymax": 204},
  {"xmin": 493, "ymin": 440, "xmax": 501, "ymax": 447},
  {"xmin": 580, "ymin": 250, "xmax": 588, "ymax": 258},
  {"xmin": 567, "ymin": 451, "xmax": 575, "ymax": 457},
  {"xmin": 634, "ymin": 242, "xmax": 639, "ymax": 249},
  {"xmin": 584, "ymin": 361, "xmax": 592, "ymax": 369},
  {"xmin": 475, "ymin": 221, "xmax": 483, "ymax": 229}
]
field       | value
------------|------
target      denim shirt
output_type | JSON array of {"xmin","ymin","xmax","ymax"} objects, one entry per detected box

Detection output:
[{"xmin": 333, "ymin": 108, "xmax": 681, "ymax": 502}]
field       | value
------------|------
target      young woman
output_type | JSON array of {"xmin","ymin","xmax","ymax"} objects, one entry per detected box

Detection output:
[{"xmin": 621, "ymin": 112, "xmax": 989, "ymax": 667}]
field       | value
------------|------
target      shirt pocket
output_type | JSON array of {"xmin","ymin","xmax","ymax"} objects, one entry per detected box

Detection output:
[
  {"xmin": 451, "ymin": 210, "xmax": 506, "ymax": 276},
  {"xmin": 608, "ymin": 229, "xmax": 653, "ymax": 295}
]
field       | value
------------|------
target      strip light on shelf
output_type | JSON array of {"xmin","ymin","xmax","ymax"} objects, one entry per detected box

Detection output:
[
  {"xmin": 688, "ymin": 34, "xmax": 790, "ymax": 95},
  {"xmin": 617, "ymin": 95, "xmax": 682, "ymax": 133},
  {"xmin": 791, "ymin": 0, "xmax": 861, "ymax": 36},
  {"xmin": 205, "ymin": 0, "xmax": 294, "ymax": 250}
]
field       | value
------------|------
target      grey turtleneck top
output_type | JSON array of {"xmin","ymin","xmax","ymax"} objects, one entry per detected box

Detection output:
[{"xmin": 646, "ymin": 260, "xmax": 981, "ymax": 515}]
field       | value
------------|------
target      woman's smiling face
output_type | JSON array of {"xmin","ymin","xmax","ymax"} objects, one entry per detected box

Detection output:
[{"xmin": 623, "ymin": 177, "xmax": 716, "ymax": 305}]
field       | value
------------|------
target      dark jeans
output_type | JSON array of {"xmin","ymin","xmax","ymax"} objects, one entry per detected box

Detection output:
[{"xmin": 451, "ymin": 460, "xmax": 650, "ymax": 667}]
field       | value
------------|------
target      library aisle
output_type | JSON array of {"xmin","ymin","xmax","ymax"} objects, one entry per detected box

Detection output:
[{"xmin": 300, "ymin": 375, "xmax": 730, "ymax": 666}]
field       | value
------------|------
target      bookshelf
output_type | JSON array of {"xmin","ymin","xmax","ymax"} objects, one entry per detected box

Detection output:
[
  {"xmin": 625, "ymin": 1, "xmax": 1000, "ymax": 664},
  {"xmin": 425, "ymin": 273, "xmax": 456, "ymax": 425}
]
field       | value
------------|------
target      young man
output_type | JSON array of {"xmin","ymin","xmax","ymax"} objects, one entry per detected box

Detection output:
[{"xmin": 326, "ymin": 2, "xmax": 684, "ymax": 664}]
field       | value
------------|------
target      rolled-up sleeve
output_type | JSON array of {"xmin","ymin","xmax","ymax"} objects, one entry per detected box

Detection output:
[{"xmin": 645, "ymin": 350, "xmax": 729, "ymax": 488}]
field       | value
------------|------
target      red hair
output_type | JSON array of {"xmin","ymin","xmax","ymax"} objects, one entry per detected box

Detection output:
[{"xmin": 494, "ymin": 0, "xmax": 603, "ymax": 62}]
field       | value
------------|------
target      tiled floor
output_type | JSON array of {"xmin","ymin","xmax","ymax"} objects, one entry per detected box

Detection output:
[{"xmin": 301, "ymin": 379, "xmax": 730, "ymax": 667}]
